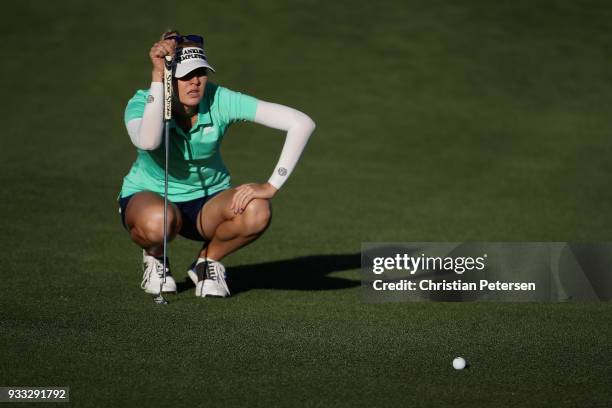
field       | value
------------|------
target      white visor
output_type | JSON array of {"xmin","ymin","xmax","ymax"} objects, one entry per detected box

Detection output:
[{"xmin": 174, "ymin": 47, "xmax": 215, "ymax": 78}]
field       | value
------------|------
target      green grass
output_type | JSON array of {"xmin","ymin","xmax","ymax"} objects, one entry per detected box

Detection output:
[{"xmin": 1, "ymin": 0, "xmax": 612, "ymax": 406}]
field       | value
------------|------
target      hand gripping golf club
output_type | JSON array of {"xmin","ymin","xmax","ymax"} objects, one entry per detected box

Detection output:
[{"xmin": 153, "ymin": 54, "xmax": 174, "ymax": 305}]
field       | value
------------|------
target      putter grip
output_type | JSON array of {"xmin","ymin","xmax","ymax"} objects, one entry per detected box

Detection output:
[{"xmin": 163, "ymin": 55, "xmax": 173, "ymax": 121}]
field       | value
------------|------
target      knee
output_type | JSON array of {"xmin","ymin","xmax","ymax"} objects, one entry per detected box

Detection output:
[
  {"xmin": 130, "ymin": 208, "xmax": 181, "ymax": 244},
  {"xmin": 240, "ymin": 199, "xmax": 271, "ymax": 235},
  {"xmin": 141, "ymin": 212, "xmax": 166, "ymax": 243}
]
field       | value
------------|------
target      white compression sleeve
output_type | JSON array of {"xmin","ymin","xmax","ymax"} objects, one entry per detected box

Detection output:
[
  {"xmin": 126, "ymin": 82, "xmax": 164, "ymax": 150},
  {"xmin": 253, "ymin": 101, "xmax": 316, "ymax": 190}
]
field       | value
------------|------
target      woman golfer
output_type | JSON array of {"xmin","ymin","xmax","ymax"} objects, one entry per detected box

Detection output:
[{"xmin": 118, "ymin": 31, "xmax": 315, "ymax": 298}]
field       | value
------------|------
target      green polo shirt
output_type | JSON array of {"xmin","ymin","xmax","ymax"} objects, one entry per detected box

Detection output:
[{"xmin": 120, "ymin": 82, "xmax": 258, "ymax": 201}]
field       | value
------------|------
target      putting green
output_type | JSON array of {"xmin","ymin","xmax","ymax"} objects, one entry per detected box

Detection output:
[{"xmin": 1, "ymin": 1, "xmax": 611, "ymax": 406}]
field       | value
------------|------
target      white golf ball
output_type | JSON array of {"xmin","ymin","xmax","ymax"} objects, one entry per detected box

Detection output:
[{"xmin": 452, "ymin": 357, "xmax": 466, "ymax": 370}]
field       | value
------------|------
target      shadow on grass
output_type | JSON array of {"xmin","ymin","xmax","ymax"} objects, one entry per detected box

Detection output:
[{"xmin": 176, "ymin": 253, "xmax": 361, "ymax": 295}]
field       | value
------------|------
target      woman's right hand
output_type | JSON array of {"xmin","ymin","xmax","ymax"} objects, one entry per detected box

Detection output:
[{"xmin": 149, "ymin": 38, "xmax": 177, "ymax": 82}]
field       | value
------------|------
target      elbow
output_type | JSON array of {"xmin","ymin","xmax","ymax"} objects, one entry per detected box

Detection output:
[
  {"xmin": 306, "ymin": 116, "xmax": 316, "ymax": 134},
  {"xmin": 298, "ymin": 113, "xmax": 316, "ymax": 135},
  {"xmin": 134, "ymin": 139, "xmax": 161, "ymax": 151},
  {"xmin": 127, "ymin": 120, "xmax": 162, "ymax": 150},
  {"xmin": 142, "ymin": 142, "xmax": 162, "ymax": 151}
]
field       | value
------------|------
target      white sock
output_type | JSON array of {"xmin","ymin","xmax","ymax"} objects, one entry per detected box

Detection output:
[{"xmin": 196, "ymin": 257, "xmax": 218, "ymax": 265}]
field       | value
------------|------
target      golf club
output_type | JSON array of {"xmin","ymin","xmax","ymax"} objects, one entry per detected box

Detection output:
[{"xmin": 153, "ymin": 54, "xmax": 174, "ymax": 306}]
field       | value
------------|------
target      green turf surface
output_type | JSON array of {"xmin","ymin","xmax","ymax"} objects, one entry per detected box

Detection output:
[{"xmin": 2, "ymin": 0, "xmax": 612, "ymax": 406}]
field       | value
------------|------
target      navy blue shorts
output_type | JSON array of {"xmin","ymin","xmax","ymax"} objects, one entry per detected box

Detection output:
[{"xmin": 118, "ymin": 191, "xmax": 224, "ymax": 241}]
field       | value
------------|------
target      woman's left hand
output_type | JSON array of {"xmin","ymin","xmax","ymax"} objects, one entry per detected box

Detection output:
[{"xmin": 231, "ymin": 182, "xmax": 278, "ymax": 214}]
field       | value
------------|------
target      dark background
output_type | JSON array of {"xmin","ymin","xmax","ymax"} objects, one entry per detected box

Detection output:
[{"xmin": 1, "ymin": 1, "xmax": 611, "ymax": 406}]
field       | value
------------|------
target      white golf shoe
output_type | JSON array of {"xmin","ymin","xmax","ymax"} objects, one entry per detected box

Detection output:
[
  {"xmin": 188, "ymin": 259, "xmax": 231, "ymax": 298},
  {"xmin": 141, "ymin": 250, "xmax": 177, "ymax": 294}
]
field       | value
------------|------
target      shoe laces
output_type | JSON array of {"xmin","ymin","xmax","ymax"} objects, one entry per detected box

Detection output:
[
  {"xmin": 141, "ymin": 256, "xmax": 169, "ymax": 289},
  {"xmin": 205, "ymin": 260, "xmax": 230, "ymax": 294}
]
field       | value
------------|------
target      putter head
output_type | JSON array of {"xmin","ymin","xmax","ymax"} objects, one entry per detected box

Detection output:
[{"xmin": 152, "ymin": 294, "xmax": 169, "ymax": 305}]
